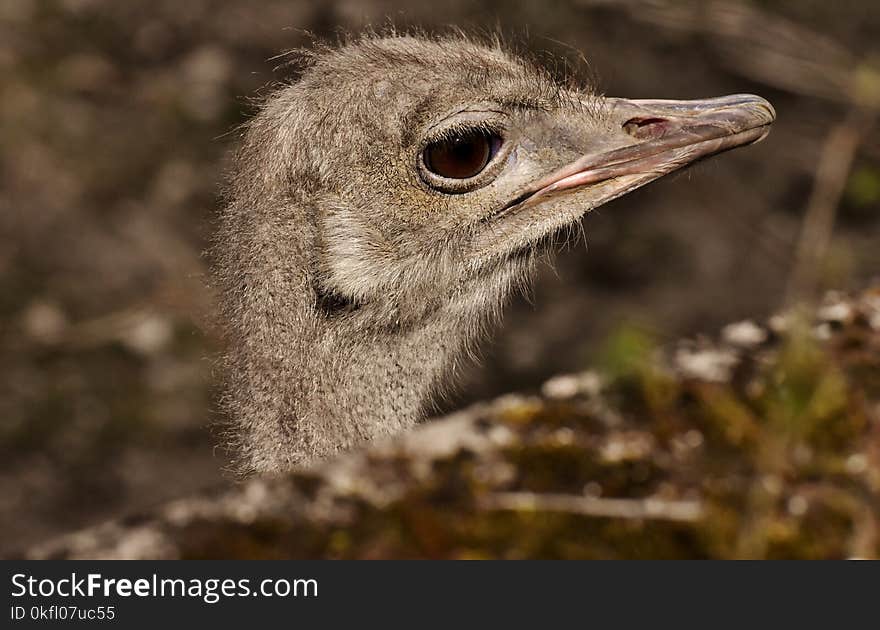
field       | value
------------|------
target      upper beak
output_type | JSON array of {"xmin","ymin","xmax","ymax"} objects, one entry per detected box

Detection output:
[{"xmin": 504, "ymin": 94, "xmax": 776, "ymax": 213}]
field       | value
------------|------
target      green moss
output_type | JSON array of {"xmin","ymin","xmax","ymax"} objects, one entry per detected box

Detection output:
[{"xmin": 846, "ymin": 166, "xmax": 880, "ymax": 208}]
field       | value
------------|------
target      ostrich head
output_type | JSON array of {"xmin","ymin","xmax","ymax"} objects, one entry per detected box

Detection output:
[{"xmin": 215, "ymin": 34, "xmax": 775, "ymax": 473}]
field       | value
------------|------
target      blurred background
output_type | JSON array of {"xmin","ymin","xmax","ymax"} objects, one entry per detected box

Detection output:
[{"xmin": 1, "ymin": 0, "xmax": 878, "ymax": 555}]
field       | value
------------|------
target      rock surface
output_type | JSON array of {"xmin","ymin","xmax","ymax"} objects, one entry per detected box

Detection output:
[{"xmin": 25, "ymin": 288, "xmax": 880, "ymax": 559}]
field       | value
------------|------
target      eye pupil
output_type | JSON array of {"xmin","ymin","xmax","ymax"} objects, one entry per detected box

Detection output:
[{"xmin": 424, "ymin": 131, "xmax": 499, "ymax": 180}]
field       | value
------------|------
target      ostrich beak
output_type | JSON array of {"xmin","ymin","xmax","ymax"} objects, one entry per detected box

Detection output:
[
  {"xmin": 494, "ymin": 94, "xmax": 776, "ymax": 219},
  {"xmin": 530, "ymin": 94, "xmax": 774, "ymax": 200},
  {"xmin": 475, "ymin": 93, "xmax": 775, "ymax": 259}
]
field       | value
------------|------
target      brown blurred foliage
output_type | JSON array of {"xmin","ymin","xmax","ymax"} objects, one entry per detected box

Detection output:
[{"xmin": 1, "ymin": 0, "xmax": 878, "ymax": 555}]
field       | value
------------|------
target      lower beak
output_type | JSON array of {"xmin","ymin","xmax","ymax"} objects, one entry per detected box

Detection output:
[{"xmin": 512, "ymin": 94, "xmax": 776, "ymax": 210}]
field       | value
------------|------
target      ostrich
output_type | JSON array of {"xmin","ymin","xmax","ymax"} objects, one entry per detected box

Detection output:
[{"xmin": 214, "ymin": 34, "xmax": 775, "ymax": 474}]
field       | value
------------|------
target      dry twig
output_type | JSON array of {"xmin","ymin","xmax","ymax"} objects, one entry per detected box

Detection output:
[
  {"xmin": 786, "ymin": 109, "xmax": 876, "ymax": 303},
  {"xmin": 480, "ymin": 491, "xmax": 704, "ymax": 522}
]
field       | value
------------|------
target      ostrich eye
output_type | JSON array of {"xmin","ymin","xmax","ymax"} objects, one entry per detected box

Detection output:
[{"xmin": 424, "ymin": 130, "xmax": 502, "ymax": 180}]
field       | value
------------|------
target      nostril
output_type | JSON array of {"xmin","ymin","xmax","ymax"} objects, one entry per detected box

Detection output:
[{"xmin": 623, "ymin": 116, "xmax": 669, "ymax": 140}]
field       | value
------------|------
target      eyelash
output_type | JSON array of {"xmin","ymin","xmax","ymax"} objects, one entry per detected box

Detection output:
[{"xmin": 426, "ymin": 120, "xmax": 505, "ymax": 146}]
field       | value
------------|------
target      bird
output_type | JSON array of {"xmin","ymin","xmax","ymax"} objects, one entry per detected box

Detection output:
[{"xmin": 213, "ymin": 33, "xmax": 775, "ymax": 474}]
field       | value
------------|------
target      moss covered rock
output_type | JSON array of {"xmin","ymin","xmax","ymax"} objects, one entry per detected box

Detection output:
[{"xmin": 26, "ymin": 288, "xmax": 880, "ymax": 559}]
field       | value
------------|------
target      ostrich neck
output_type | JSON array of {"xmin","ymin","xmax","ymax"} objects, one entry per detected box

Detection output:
[
  {"xmin": 234, "ymin": 235, "xmax": 532, "ymax": 473},
  {"xmin": 294, "ymin": 258, "xmax": 531, "ymax": 457},
  {"xmin": 314, "ymin": 310, "xmax": 470, "ymax": 443}
]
